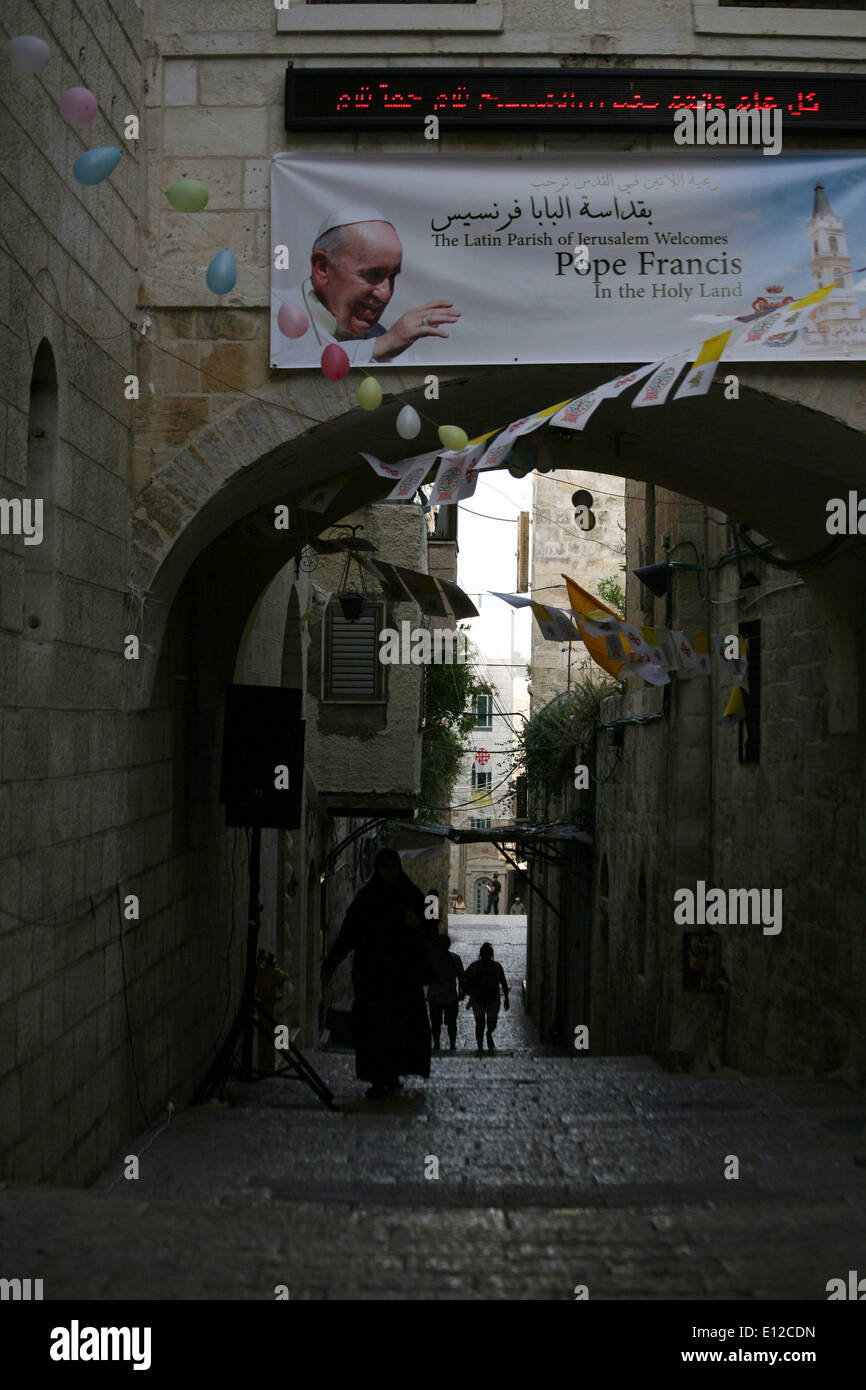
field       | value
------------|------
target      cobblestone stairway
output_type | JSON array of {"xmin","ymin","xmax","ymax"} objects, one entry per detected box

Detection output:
[{"xmin": 1, "ymin": 919, "xmax": 864, "ymax": 1299}]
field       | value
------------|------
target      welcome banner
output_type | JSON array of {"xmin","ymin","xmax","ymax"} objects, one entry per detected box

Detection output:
[{"xmin": 270, "ymin": 153, "xmax": 866, "ymax": 368}]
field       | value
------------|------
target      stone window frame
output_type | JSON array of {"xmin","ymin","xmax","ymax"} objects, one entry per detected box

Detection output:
[
  {"xmin": 277, "ymin": 2, "xmax": 503, "ymax": 33},
  {"xmin": 692, "ymin": 0, "xmax": 866, "ymax": 37}
]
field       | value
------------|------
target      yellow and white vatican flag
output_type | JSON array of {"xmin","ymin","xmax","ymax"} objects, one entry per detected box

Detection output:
[
  {"xmin": 641, "ymin": 624, "xmax": 679, "ymax": 671},
  {"xmin": 530, "ymin": 602, "xmax": 583, "ymax": 643},
  {"xmin": 722, "ymin": 685, "xmax": 747, "ymax": 725},
  {"xmin": 561, "ymin": 574, "xmax": 626, "ymax": 679},
  {"xmin": 670, "ymin": 629, "xmax": 710, "ymax": 674},
  {"xmin": 631, "ymin": 354, "xmax": 689, "ymax": 408},
  {"xmin": 618, "ymin": 621, "xmax": 670, "ymax": 684},
  {"xmin": 672, "ymin": 330, "xmax": 733, "ymax": 400}
]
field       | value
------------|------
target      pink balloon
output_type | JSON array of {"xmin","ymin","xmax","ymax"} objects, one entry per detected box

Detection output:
[
  {"xmin": 59, "ymin": 86, "xmax": 97, "ymax": 126},
  {"xmin": 277, "ymin": 302, "xmax": 309, "ymax": 339},
  {"xmin": 320, "ymin": 344, "xmax": 350, "ymax": 381}
]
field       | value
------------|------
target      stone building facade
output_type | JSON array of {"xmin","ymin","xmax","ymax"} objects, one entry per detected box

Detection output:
[
  {"xmin": 3, "ymin": 0, "xmax": 866, "ymax": 1192},
  {"xmin": 530, "ymin": 466, "xmax": 625, "ymax": 713}
]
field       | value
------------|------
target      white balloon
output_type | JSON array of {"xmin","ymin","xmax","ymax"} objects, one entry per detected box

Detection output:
[
  {"xmin": 9, "ymin": 36, "xmax": 51, "ymax": 73},
  {"xmin": 396, "ymin": 405, "xmax": 421, "ymax": 440}
]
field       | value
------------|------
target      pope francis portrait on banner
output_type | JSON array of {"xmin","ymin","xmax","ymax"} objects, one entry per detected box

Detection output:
[{"xmin": 272, "ymin": 206, "xmax": 460, "ymax": 366}]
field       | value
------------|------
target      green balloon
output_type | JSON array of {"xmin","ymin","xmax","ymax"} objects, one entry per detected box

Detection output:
[
  {"xmin": 358, "ymin": 376, "xmax": 383, "ymax": 410},
  {"xmin": 166, "ymin": 179, "xmax": 209, "ymax": 212},
  {"xmin": 438, "ymin": 425, "xmax": 468, "ymax": 452}
]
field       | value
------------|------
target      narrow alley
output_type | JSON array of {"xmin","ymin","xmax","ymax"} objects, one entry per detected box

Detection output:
[{"xmin": 2, "ymin": 918, "xmax": 863, "ymax": 1302}]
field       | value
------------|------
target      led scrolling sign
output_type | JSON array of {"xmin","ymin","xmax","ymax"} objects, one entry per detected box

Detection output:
[{"xmin": 285, "ymin": 68, "xmax": 866, "ymax": 132}]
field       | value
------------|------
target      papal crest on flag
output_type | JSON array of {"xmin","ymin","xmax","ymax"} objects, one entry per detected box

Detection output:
[
  {"xmin": 473, "ymin": 405, "xmax": 560, "ymax": 472},
  {"xmin": 384, "ymin": 453, "xmax": 439, "ymax": 501},
  {"xmin": 603, "ymin": 360, "xmax": 664, "ymax": 398},
  {"xmin": 641, "ymin": 624, "xmax": 678, "ymax": 671},
  {"xmin": 631, "ymin": 354, "xmax": 688, "ymax": 408},
  {"xmin": 428, "ymin": 442, "xmax": 484, "ymax": 506},
  {"xmin": 673, "ymin": 330, "xmax": 733, "ymax": 401},
  {"xmin": 361, "ymin": 451, "xmax": 434, "ymax": 482},
  {"xmin": 548, "ymin": 390, "xmax": 605, "ymax": 432},
  {"xmin": 670, "ymin": 629, "xmax": 709, "ymax": 673}
]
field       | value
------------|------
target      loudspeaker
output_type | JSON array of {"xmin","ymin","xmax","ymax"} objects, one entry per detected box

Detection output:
[
  {"xmin": 220, "ymin": 684, "xmax": 305, "ymax": 829},
  {"xmin": 633, "ymin": 561, "xmax": 671, "ymax": 598}
]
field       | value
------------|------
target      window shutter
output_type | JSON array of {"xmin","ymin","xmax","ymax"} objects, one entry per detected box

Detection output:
[{"xmin": 325, "ymin": 601, "xmax": 383, "ymax": 701}]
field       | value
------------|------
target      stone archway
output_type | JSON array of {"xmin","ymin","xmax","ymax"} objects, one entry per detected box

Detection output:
[{"xmin": 130, "ymin": 361, "xmax": 866, "ymax": 729}]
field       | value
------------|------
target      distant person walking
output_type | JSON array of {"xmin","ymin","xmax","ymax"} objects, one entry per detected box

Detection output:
[
  {"xmin": 485, "ymin": 873, "xmax": 501, "ymax": 914},
  {"xmin": 464, "ymin": 942, "xmax": 509, "ymax": 1053},
  {"xmin": 322, "ymin": 849, "xmax": 432, "ymax": 1100},
  {"xmin": 427, "ymin": 934, "xmax": 466, "ymax": 1051}
]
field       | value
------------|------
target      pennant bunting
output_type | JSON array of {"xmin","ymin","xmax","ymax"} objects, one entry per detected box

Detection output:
[
  {"xmin": 473, "ymin": 409, "xmax": 553, "ymax": 472},
  {"xmin": 713, "ymin": 632, "xmax": 750, "ymax": 691},
  {"xmin": 438, "ymin": 577, "xmax": 479, "ymax": 620},
  {"xmin": 631, "ymin": 354, "xmax": 688, "ymax": 408},
  {"xmin": 692, "ymin": 631, "xmax": 712, "ymax": 675},
  {"xmin": 548, "ymin": 387, "xmax": 609, "ymax": 433},
  {"xmin": 673, "ymin": 330, "xmax": 733, "ymax": 400},
  {"xmin": 600, "ymin": 360, "xmax": 665, "ymax": 398},
  {"xmin": 394, "ymin": 566, "xmax": 450, "ymax": 617},
  {"xmin": 361, "ymin": 451, "xmax": 431, "ymax": 481},
  {"xmin": 358, "ymin": 557, "xmax": 415, "ymax": 603},
  {"xmin": 530, "ymin": 603, "xmax": 583, "ymax": 643},
  {"xmin": 428, "ymin": 443, "xmax": 484, "ymax": 506},
  {"xmin": 301, "ymin": 583, "xmax": 333, "ymax": 623},
  {"xmin": 670, "ymin": 629, "xmax": 708, "ymax": 673},
  {"xmin": 384, "ymin": 452, "xmax": 440, "ymax": 501},
  {"xmin": 298, "ymin": 480, "xmax": 344, "ymax": 513},
  {"xmin": 489, "ymin": 591, "xmax": 535, "ymax": 608},
  {"xmin": 561, "ymin": 574, "xmax": 626, "ymax": 679},
  {"xmin": 641, "ymin": 624, "xmax": 678, "ymax": 671},
  {"xmin": 722, "ymin": 685, "xmax": 747, "ymax": 725}
]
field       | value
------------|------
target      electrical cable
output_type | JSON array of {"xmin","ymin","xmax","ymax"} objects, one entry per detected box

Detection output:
[
  {"xmin": 736, "ymin": 524, "xmax": 845, "ymax": 571},
  {"xmin": 114, "ymin": 884, "xmax": 152, "ymax": 1129}
]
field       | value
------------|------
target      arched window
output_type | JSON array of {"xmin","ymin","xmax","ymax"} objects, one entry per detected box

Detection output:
[
  {"xmin": 834, "ymin": 268, "xmax": 847, "ymax": 287},
  {"xmin": 23, "ymin": 339, "xmax": 59, "ymax": 641},
  {"xmin": 829, "ymin": 236, "xmax": 838, "ymax": 255}
]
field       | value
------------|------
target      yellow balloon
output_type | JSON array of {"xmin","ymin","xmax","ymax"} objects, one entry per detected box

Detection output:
[
  {"xmin": 438, "ymin": 425, "xmax": 468, "ymax": 452},
  {"xmin": 358, "ymin": 376, "xmax": 382, "ymax": 410}
]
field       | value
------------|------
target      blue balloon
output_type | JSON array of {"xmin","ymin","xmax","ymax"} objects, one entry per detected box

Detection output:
[
  {"xmin": 206, "ymin": 249, "xmax": 237, "ymax": 295},
  {"xmin": 73, "ymin": 146, "xmax": 122, "ymax": 185}
]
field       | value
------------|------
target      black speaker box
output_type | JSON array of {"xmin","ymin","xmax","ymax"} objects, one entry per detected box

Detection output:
[{"xmin": 220, "ymin": 684, "xmax": 305, "ymax": 829}]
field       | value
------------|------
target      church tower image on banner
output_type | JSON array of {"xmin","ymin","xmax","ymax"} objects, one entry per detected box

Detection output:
[{"xmin": 806, "ymin": 177, "xmax": 866, "ymax": 352}]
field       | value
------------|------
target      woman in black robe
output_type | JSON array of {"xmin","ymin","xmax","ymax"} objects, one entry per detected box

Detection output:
[{"xmin": 323, "ymin": 849, "xmax": 434, "ymax": 1099}]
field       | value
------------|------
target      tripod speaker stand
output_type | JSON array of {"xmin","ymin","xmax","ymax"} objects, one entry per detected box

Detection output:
[{"xmin": 193, "ymin": 686, "xmax": 334, "ymax": 1108}]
